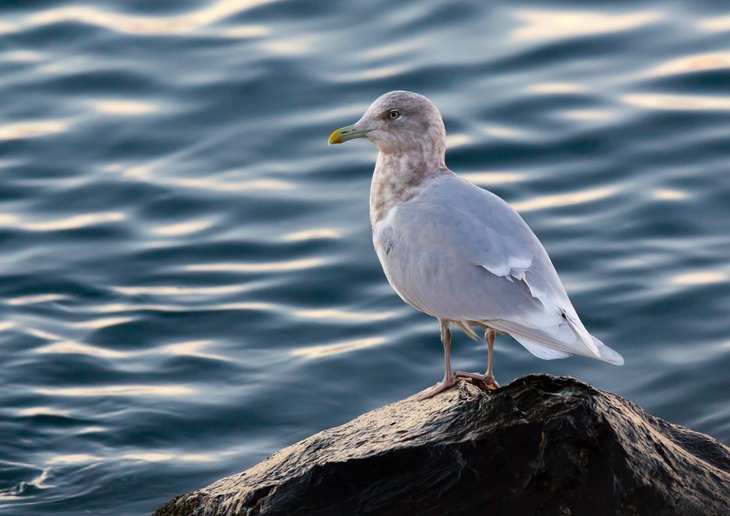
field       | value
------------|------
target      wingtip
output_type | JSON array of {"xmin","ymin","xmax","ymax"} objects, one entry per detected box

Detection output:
[{"xmin": 592, "ymin": 336, "xmax": 624, "ymax": 365}]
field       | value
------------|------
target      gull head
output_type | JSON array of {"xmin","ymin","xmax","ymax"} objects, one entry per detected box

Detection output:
[{"xmin": 329, "ymin": 91, "xmax": 446, "ymax": 159}]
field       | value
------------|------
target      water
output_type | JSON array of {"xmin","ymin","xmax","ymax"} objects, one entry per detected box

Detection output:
[{"xmin": 0, "ymin": 0, "xmax": 728, "ymax": 513}]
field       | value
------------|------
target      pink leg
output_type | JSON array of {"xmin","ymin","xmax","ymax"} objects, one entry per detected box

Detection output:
[
  {"xmin": 455, "ymin": 328, "xmax": 500, "ymax": 390},
  {"xmin": 417, "ymin": 320, "xmax": 459, "ymax": 400}
]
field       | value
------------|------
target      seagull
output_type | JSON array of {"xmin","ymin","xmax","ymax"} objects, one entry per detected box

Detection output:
[{"xmin": 329, "ymin": 91, "xmax": 623, "ymax": 400}]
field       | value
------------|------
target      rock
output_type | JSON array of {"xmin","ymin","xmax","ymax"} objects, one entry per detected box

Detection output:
[{"xmin": 155, "ymin": 375, "xmax": 730, "ymax": 516}]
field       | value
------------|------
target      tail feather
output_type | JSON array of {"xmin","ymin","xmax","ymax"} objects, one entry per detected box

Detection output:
[
  {"xmin": 515, "ymin": 336, "xmax": 572, "ymax": 360},
  {"xmin": 487, "ymin": 319, "xmax": 624, "ymax": 365}
]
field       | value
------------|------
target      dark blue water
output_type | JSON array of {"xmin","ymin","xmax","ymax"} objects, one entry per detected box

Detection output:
[{"xmin": 0, "ymin": 1, "xmax": 728, "ymax": 513}]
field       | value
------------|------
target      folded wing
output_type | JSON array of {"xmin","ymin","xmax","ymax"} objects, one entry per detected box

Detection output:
[{"xmin": 373, "ymin": 173, "xmax": 622, "ymax": 365}]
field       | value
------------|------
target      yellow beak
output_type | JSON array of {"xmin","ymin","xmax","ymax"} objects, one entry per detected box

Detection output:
[{"xmin": 328, "ymin": 124, "xmax": 371, "ymax": 145}]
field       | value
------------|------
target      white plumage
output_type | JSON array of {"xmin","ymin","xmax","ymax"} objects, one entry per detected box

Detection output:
[{"xmin": 329, "ymin": 91, "xmax": 623, "ymax": 399}]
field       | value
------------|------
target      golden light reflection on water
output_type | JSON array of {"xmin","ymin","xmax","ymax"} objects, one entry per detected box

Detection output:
[
  {"xmin": 527, "ymin": 83, "xmax": 586, "ymax": 94},
  {"xmin": 221, "ymin": 25, "xmax": 269, "ymax": 39},
  {"xmin": 8, "ymin": 294, "xmax": 65, "ymax": 306},
  {"xmin": 27, "ymin": 328, "xmax": 64, "ymax": 341},
  {"xmin": 121, "ymin": 452, "xmax": 174, "ymax": 462},
  {"xmin": 292, "ymin": 337, "xmax": 386, "ymax": 359},
  {"xmin": 78, "ymin": 426, "xmax": 106, "ymax": 434},
  {"xmin": 122, "ymin": 165, "xmax": 152, "ymax": 180},
  {"xmin": 28, "ymin": 327, "xmax": 130, "ymax": 358},
  {"xmin": 261, "ymin": 38, "xmax": 312, "ymax": 56},
  {"xmin": 159, "ymin": 340, "xmax": 229, "ymax": 361},
  {"xmin": 3, "ymin": 50, "xmax": 43, "ymax": 62},
  {"xmin": 34, "ymin": 385, "xmax": 195, "ymax": 397},
  {"xmin": 73, "ymin": 317, "xmax": 133, "ymax": 329},
  {"xmin": 0, "ymin": 212, "xmax": 124, "ymax": 231},
  {"xmin": 121, "ymin": 452, "xmax": 218, "ymax": 462},
  {"xmin": 461, "ymin": 171, "xmax": 524, "ymax": 186},
  {"xmin": 185, "ymin": 258, "xmax": 325, "ymax": 273},
  {"xmin": 204, "ymin": 302, "xmax": 276, "ymax": 311},
  {"xmin": 28, "ymin": 329, "xmax": 229, "ymax": 366},
  {"xmin": 112, "ymin": 284, "xmax": 250, "ymax": 296},
  {"xmin": 0, "ymin": 21, "xmax": 13, "ymax": 35},
  {"xmin": 293, "ymin": 309, "xmax": 394, "ymax": 323},
  {"xmin": 653, "ymin": 189, "xmax": 686, "ymax": 201},
  {"xmin": 91, "ymin": 301, "xmax": 276, "ymax": 314},
  {"xmin": 643, "ymin": 52, "xmax": 730, "ymax": 77},
  {"xmin": 669, "ymin": 271, "xmax": 727, "ymax": 285},
  {"xmin": 445, "ymin": 134, "xmax": 472, "ymax": 148},
  {"xmin": 152, "ymin": 220, "xmax": 213, "ymax": 236},
  {"xmin": 89, "ymin": 99, "xmax": 157, "ymax": 116},
  {"xmin": 0, "ymin": 120, "xmax": 66, "ymax": 141},
  {"xmin": 560, "ymin": 109, "xmax": 616, "ymax": 122},
  {"xmin": 0, "ymin": 321, "xmax": 16, "ymax": 331},
  {"xmin": 171, "ymin": 177, "xmax": 294, "ymax": 192},
  {"xmin": 35, "ymin": 340, "xmax": 129, "ymax": 359},
  {"xmin": 484, "ymin": 126, "xmax": 530, "ymax": 140},
  {"xmin": 18, "ymin": 406, "xmax": 72, "ymax": 417},
  {"xmin": 622, "ymin": 93, "xmax": 730, "ymax": 111},
  {"xmin": 511, "ymin": 186, "xmax": 618, "ymax": 213},
  {"xmin": 512, "ymin": 10, "xmax": 661, "ymax": 42},
  {"xmin": 348, "ymin": 65, "xmax": 409, "ymax": 81},
  {"xmin": 25, "ymin": 1, "xmax": 274, "ymax": 36},
  {"xmin": 0, "ymin": 468, "xmax": 49, "ymax": 500},
  {"xmin": 697, "ymin": 15, "xmax": 730, "ymax": 32},
  {"xmin": 47, "ymin": 454, "xmax": 101, "ymax": 465},
  {"xmin": 177, "ymin": 453, "xmax": 219, "ymax": 462},
  {"xmin": 28, "ymin": 212, "xmax": 125, "ymax": 231},
  {"xmin": 282, "ymin": 228, "xmax": 341, "ymax": 242}
]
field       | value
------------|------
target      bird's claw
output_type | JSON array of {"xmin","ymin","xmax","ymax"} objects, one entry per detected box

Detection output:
[
  {"xmin": 455, "ymin": 371, "xmax": 500, "ymax": 391},
  {"xmin": 416, "ymin": 377, "xmax": 458, "ymax": 401}
]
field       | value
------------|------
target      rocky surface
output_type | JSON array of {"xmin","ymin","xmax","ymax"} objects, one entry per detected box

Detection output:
[{"xmin": 155, "ymin": 375, "xmax": 730, "ymax": 516}]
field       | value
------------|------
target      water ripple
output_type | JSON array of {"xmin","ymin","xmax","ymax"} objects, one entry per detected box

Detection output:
[
  {"xmin": 1, "ymin": 1, "xmax": 729, "ymax": 513},
  {"xmin": 511, "ymin": 185, "xmax": 619, "ymax": 213},
  {"xmin": 0, "ymin": 120, "xmax": 67, "ymax": 141},
  {"xmin": 33, "ymin": 385, "xmax": 195, "ymax": 397},
  {"xmin": 184, "ymin": 258, "xmax": 327, "ymax": 273},
  {"xmin": 88, "ymin": 99, "xmax": 157, "ymax": 116},
  {"xmin": 21, "ymin": 1, "xmax": 275, "ymax": 36},
  {"xmin": 511, "ymin": 10, "xmax": 662, "ymax": 42},
  {"xmin": 0, "ymin": 212, "xmax": 125, "ymax": 232},
  {"xmin": 291, "ymin": 337, "xmax": 387, "ymax": 359},
  {"xmin": 622, "ymin": 93, "xmax": 730, "ymax": 111},
  {"xmin": 643, "ymin": 52, "xmax": 730, "ymax": 77}
]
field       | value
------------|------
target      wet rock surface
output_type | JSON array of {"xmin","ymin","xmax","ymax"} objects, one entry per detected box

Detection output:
[{"xmin": 155, "ymin": 375, "xmax": 730, "ymax": 516}]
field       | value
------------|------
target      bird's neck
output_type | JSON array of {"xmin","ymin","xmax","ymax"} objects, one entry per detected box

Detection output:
[{"xmin": 369, "ymin": 151, "xmax": 448, "ymax": 226}]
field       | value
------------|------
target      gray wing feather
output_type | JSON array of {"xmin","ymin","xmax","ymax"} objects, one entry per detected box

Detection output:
[{"xmin": 374, "ymin": 173, "xmax": 621, "ymax": 362}]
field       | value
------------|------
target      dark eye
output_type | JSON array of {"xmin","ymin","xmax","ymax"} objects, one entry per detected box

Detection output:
[{"xmin": 388, "ymin": 110, "xmax": 400, "ymax": 120}]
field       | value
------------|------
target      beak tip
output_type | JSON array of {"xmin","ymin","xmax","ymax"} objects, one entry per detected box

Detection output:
[{"xmin": 328, "ymin": 128, "xmax": 344, "ymax": 146}]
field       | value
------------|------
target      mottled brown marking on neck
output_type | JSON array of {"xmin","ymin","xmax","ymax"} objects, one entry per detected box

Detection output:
[{"xmin": 369, "ymin": 153, "xmax": 449, "ymax": 226}]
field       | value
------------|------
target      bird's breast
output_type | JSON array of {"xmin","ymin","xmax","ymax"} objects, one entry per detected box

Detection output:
[{"xmin": 369, "ymin": 154, "xmax": 446, "ymax": 226}]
